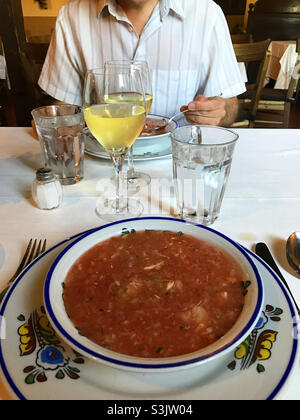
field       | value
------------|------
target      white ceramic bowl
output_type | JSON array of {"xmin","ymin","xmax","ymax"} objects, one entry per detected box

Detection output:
[
  {"xmin": 44, "ymin": 217, "xmax": 263, "ymax": 373},
  {"xmin": 134, "ymin": 114, "xmax": 178, "ymax": 154}
]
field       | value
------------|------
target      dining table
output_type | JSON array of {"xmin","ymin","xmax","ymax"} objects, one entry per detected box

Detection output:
[{"xmin": 0, "ymin": 126, "xmax": 300, "ymax": 401}]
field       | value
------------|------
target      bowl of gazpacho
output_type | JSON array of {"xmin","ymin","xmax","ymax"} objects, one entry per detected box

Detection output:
[{"xmin": 44, "ymin": 217, "xmax": 263, "ymax": 372}]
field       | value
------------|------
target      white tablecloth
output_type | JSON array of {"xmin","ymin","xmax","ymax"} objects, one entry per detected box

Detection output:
[{"xmin": 0, "ymin": 127, "xmax": 300, "ymax": 400}]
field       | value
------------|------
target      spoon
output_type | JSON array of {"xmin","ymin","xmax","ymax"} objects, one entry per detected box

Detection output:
[
  {"xmin": 286, "ymin": 232, "xmax": 300, "ymax": 275},
  {"xmin": 146, "ymin": 94, "xmax": 223, "ymax": 134},
  {"xmin": 146, "ymin": 109, "xmax": 189, "ymax": 134}
]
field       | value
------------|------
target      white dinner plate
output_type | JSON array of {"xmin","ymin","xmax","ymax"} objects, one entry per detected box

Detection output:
[{"xmin": 0, "ymin": 229, "xmax": 299, "ymax": 400}]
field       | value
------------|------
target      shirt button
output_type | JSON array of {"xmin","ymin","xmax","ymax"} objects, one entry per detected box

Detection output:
[{"xmin": 128, "ymin": 26, "xmax": 134, "ymax": 32}]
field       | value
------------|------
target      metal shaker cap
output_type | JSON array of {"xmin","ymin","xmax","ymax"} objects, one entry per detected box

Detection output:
[{"xmin": 36, "ymin": 168, "xmax": 56, "ymax": 182}]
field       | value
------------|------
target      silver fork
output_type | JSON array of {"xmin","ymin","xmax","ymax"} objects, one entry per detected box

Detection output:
[{"xmin": 0, "ymin": 239, "xmax": 47, "ymax": 303}]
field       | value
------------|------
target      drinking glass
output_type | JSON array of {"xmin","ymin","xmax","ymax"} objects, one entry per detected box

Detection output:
[
  {"xmin": 32, "ymin": 105, "xmax": 85, "ymax": 185},
  {"xmin": 104, "ymin": 60, "xmax": 152, "ymax": 189},
  {"xmin": 83, "ymin": 68, "xmax": 146, "ymax": 220},
  {"xmin": 171, "ymin": 125, "xmax": 239, "ymax": 225}
]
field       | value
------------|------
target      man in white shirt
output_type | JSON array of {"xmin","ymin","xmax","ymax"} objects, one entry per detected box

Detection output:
[{"xmin": 39, "ymin": 0, "xmax": 246, "ymax": 127}]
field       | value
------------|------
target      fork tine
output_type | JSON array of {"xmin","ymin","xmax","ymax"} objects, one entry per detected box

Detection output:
[
  {"xmin": 41, "ymin": 239, "xmax": 47, "ymax": 254},
  {"xmin": 1, "ymin": 239, "xmax": 47, "ymax": 303},
  {"xmin": 28, "ymin": 239, "xmax": 47, "ymax": 263},
  {"xmin": 26, "ymin": 239, "xmax": 37, "ymax": 266},
  {"xmin": 13, "ymin": 239, "xmax": 33, "ymax": 279},
  {"xmin": 34, "ymin": 240, "xmax": 42, "ymax": 260}
]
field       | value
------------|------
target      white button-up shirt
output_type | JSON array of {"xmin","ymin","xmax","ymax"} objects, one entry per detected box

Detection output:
[{"xmin": 39, "ymin": 0, "xmax": 246, "ymax": 117}]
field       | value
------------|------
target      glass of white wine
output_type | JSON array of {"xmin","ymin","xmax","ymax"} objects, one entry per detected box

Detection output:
[
  {"xmin": 104, "ymin": 60, "xmax": 152, "ymax": 190},
  {"xmin": 83, "ymin": 68, "xmax": 146, "ymax": 220}
]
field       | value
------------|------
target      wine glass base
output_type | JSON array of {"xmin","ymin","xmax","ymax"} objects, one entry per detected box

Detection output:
[{"xmin": 95, "ymin": 197, "xmax": 144, "ymax": 221}]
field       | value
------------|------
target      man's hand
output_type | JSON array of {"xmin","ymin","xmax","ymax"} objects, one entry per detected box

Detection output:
[{"xmin": 180, "ymin": 95, "xmax": 238, "ymax": 127}]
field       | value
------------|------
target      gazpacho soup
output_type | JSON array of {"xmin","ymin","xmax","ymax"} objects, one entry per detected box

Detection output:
[{"xmin": 63, "ymin": 230, "xmax": 247, "ymax": 358}]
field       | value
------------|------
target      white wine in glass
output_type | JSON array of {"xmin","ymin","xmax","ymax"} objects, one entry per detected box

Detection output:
[
  {"xmin": 83, "ymin": 68, "xmax": 146, "ymax": 220},
  {"xmin": 104, "ymin": 60, "xmax": 152, "ymax": 189}
]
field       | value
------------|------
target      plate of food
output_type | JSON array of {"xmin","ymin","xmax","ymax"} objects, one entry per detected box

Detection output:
[
  {"xmin": 0, "ymin": 219, "xmax": 299, "ymax": 400},
  {"xmin": 83, "ymin": 114, "xmax": 178, "ymax": 161}
]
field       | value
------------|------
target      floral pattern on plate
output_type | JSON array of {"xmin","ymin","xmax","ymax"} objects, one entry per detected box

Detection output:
[
  {"xmin": 17, "ymin": 306, "xmax": 84, "ymax": 384},
  {"xmin": 228, "ymin": 304, "xmax": 282, "ymax": 374}
]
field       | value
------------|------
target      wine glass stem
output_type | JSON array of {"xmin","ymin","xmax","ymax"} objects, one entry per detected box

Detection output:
[
  {"xmin": 127, "ymin": 146, "xmax": 135, "ymax": 178},
  {"xmin": 111, "ymin": 155, "xmax": 125, "ymax": 214}
]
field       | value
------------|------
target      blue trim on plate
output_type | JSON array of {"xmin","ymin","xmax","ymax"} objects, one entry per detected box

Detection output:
[
  {"xmin": 244, "ymin": 248, "xmax": 299, "ymax": 401},
  {"xmin": 44, "ymin": 217, "xmax": 264, "ymax": 370}
]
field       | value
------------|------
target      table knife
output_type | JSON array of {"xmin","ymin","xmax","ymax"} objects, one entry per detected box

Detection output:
[{"xmin": 255, "ymin": 242, "xmax": 300, "ymax": 315}]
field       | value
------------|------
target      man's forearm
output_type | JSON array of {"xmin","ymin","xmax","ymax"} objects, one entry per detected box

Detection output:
[{"xmin": 221, "ymin": 97, "xmax": 239, "ymax": 127}]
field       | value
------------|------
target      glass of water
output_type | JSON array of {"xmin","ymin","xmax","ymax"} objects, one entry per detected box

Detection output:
[
  {"xmin": 171, "ymin": 125, "xmax": 239, "ymax": 225},
  {"xmin": 32, "ymin": 105, "xmax": 85, "ymax": 185}
]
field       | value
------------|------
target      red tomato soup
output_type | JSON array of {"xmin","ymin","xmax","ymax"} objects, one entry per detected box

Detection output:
[{"xmin": 63, "ymin": 230, "xmax": 246, "ymax": 358}]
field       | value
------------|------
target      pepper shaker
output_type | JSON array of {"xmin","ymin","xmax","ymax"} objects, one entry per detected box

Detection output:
[{"xmin": 32, "ymin": 168, "xmax": 63, "ymax": 210}]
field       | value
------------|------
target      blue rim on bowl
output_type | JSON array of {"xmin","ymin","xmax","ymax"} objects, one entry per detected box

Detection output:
[{"xmin": 43, "ymin": 217, "xmax": 264, "ymax": 372}]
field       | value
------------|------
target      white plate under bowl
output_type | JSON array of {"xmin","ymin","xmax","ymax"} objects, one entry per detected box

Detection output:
[
  {"xmin": 83, "ymin": 114, "xmax": 177, "ymax": 161},
  {"xmin": 43, "ymin": 217, "xmax": 263, "ymax": 373},
  {"xmin": 0, "ymin": 230, "xmax": 299, "ymax": 400}
]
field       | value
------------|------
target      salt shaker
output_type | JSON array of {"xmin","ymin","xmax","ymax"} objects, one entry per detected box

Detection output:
[{"xmin": 32, "ymin": 168, "xmax": 63, "ymax": 210}]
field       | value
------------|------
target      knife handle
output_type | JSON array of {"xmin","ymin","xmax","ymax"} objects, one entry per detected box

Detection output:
[
  {"xmin": 256, "ymin": 243, "xmax": 285, "ymax": 282},
  {"xmin": 255, "ymin": 242, "xmax": 300, "ymax": 315}
]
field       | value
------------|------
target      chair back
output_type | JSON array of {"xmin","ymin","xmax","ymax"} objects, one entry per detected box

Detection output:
[
  {"xmin": 231, "ymin": 33, "xmax": 253, "ymax": 44},
  {"xmin": 0, "ymin": 0, "xmax": 50, "ymax": 126},
  {"xmin": 233, "ymin": 38, "xmax": 271, "ymax": 122}
]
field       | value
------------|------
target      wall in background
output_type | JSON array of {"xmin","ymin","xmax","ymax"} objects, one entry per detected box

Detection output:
[
  {"xmin": 214, "ymin": 0, "xmax": 247, "ymax": 15},
  {"xmin": 244, "ymin": 0, "xmax": 257, "ymax": 28},
  {"xmin": 21, "ymin": 0, "xmax": 68, "ymax": 38},
  {"xmin": 21, "ymin": 0, "xmax": 67, "ymax": 17}
]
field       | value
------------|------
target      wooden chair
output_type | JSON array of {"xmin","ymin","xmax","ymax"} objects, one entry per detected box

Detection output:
[
  {"xmin": 231, "ymin": 38, "xmax": 271, "ymax": 128},
  {"xmin": 231, "ymin": 33, "xmax": 253, "ymax": 44},
  {"xmin": 255, "ymin": 39, "xmax": 300, "ymax": 128},
  {"xmin": 0, "ymin": 86, "xmax": 7, "ymax": 126},
  {"xmin": 0, "ymin": 0, "xmax": 50, "ymax": 126}
]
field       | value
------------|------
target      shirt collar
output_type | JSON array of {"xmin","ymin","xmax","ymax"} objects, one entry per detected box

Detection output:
[
  {"xmin": 97, "ymin": 0, "xmax": 185, "ymax": 20},
  {"xmin": 161, "ymin": 0, "xmax": 185, "ymax": 19},
  {"xmin": 97, "ymin": 0, "xmax": 121, "ymax": 18}
]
